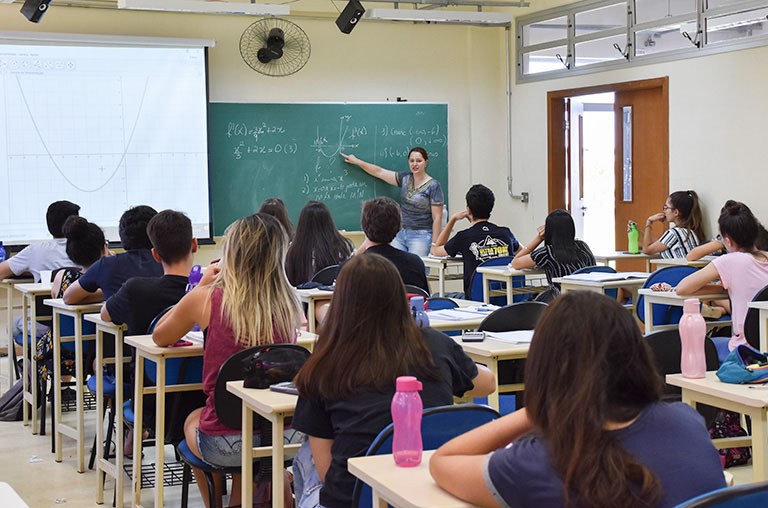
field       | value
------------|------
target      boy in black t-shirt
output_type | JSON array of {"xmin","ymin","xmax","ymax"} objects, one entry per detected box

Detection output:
[
  {"xmin": 431, "ymin": 184, "xmax": 519, "ymax": 298},
  {"xmin": 100, "ymin": 210, "xmax": 198, "ymax": 335}
]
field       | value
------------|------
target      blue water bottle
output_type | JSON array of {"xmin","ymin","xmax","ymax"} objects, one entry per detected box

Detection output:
[
  {"xmin": 0, "ymin": 242, "xmax": 5, "ymax": 264},
  {"xmin": 188, "ymin": 265, "xmax": 203, "ymax": 331},
  {"xmin": 411, "ymin": 296, "xmax": 430, "ymax": 328}
]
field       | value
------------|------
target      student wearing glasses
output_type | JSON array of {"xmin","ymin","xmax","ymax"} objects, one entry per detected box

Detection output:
[{"xmin": 640, "ymin": 190, "xmax": 704, "ymax": 259}]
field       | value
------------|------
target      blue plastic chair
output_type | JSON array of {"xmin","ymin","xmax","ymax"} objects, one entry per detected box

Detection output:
[
  {"xmin": 351, "ymin": 404, "xmax": 500, "ymax": 508},
  {"xmin": 426, "ymin": 297, "xmax": 459, "ymax": 336},
  {"xmin": 674, "ymin": 481, "xmax": 768, "ymax": 507},
  {"xmin": 468, "ymin": 256, "xmax": 528, "ymax": 305},
  {"xmin": 571, "ymin": 265, "xmax": 619, "ymax": 299},
  {"xmin": 636, "ymin": 266, "xmax": 698, "ymax": 327}
]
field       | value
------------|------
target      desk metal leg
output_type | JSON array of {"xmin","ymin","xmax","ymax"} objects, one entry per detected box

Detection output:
[
  {"xmin": 751, "ymin": 409, "xmax": 768, "ymax": 482},
  {"xmin": 132, "ymin": 355, "xmax": 145, "ymax": 507},
  {"xmin": 29, "ymin": 297, "xmax": 39, "ymax": 434},
  {"xmin": 242, "ymin": 406, "xmax": 254, "ymax": 508},
  {"xmin": 114, "ymin": 332, "xmax": 125, "ymax": 507},
  {"xmin": 54, "ymin": 311, "xmax": 63, "ymax": 461},
  {"xmin": 759, "ymin": 309, "xmax": 767, "ymax": 353},
  {"xmin": 272, "ymin": 415, "xmax": 285, "ymax": 508},
  {"xmin": 5, "ymin": 285, "xmax": 14, "ymax": 391},
  {"xmin": 21, "ymin": 295, "xmax": 29, "ymax": 428},
  {"xmin": 371, "ymin": 489, "xmax": 388, "ymax": 508},
  {"xmin": 74, "ymin": 316, "xmax": 85, "ymax": 473},
  {"xmin": 307, "ymin": 300, "xmax": 316, "ymax": 333},
  {"xmin": 154, "ymin": 359, "xmax": 166, "ymax": 508},
  {"xmin": 482, "ymin": 276, "xmax": 490, "ymax": 304},
  {"xmin": 438, "ymin": 265, "xmax": 445, "ymax": 297},
  {"xmin": 644, "ymin": 298, "xmax": 654, "ymax": 335},
  {"xmin": 96, "ymin": 328, "xmax": 105, "ymax": 504}
]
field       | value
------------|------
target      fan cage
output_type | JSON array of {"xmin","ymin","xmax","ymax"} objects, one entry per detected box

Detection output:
[{"xmin": 240, "ymin": 18, "xmax": 311, "ymax": 77}]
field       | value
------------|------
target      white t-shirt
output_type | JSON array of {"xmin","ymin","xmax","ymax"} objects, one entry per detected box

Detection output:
[
  {"xmin": 6, "ymin": 239, "xmax": 73, "ymax": 282},
  {"xmin": 712, "ymin": 251, "xmax": 768, "ymax": 350}
]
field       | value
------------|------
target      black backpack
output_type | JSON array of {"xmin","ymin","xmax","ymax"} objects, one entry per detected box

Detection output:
[{"xmin": 0, "ymin": 378, "xmax": 24, "ymax": 421}]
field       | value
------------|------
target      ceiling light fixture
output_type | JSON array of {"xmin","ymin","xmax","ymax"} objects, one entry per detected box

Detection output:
[
  {"xmin": 117, "ymin": 0, "xmax": 289, "ymax": 16},
  {"xmin": 364, "ymin": 8, "xmax": 512, "ymax": 26}
]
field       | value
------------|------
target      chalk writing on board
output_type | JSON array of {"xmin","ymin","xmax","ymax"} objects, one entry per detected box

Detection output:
[{"xmin": 226, "ymin": 121, "xmax": 285, "ymax": 141}]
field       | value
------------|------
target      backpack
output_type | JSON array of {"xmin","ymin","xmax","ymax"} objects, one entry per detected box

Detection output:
[
  {"xmin": 0, "ymin": 378, "xmax": 24, "ymax": 421},
  {"xmin": 709, "ymin": 410, "xmax": 751, "ymax": 468}
]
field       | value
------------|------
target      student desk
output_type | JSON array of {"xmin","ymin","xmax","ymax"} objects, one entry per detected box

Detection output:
[
  {"xmin": 637, "ymin": 289, "xmax": 730, "ymax": 335},
  {"xmin": 748, "ymin": 301, "xmax": 768, "ymax": 351},
  {"xmin": 474, "ymin": 266, "xmax": 545, "ymax": 304},
  {"xmin": 452, "ymin": 336, "xmax": 529, "ymax": 411},
  {"xmin": 125, "ymin": 335, "xmax": 204, "ymax": 508},
  {"xmin": 650, "ymin": 256, "xmax": 713, "ymax": 268},
  {"xmin": 83, "ymin": 314, "xmax": 128, "ymax": 507},
  {"xmin": 554, "ymin": 273, "xmax": 648, "ymax": 307},
  {"xmin": 44, "ymin": 298, "xmax": 102, "ymax": 472},
  {"xmin": 667, "ymin": 372, "xmax": 768, "ymax": 482},
  {"xmin": 295, "ymin": 288, "xmax": 333, "ymax": 333},
  {"xmin": 0, "ymin": 278, "xmax": 32, "ymax": 394},
  {"xmin": 594, "ymin": 251, "xmax": 655, "ymax": 272},
  {"xmin": 226, "ymin": 381, "xmax": 301, "ymax": 508},
  {"xmin": 348, "ymin": 451, "xmax": 478, "ymax": 508},
  {"xmin": 15, "ymin": 282, "xmax": 52, "ymax": 434},
  {"xmin": 421, "ymin": 256, "xmax": 463, "ymax": 297}
]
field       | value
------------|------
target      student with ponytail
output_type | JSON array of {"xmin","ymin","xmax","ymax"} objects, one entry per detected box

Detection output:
[
  {"xmin": 678, "ymin": 200, "xmax": 768, "ymax": 351},
  {"xmin": 430, "ymin": 292, "xmax": 726, "ymax": 508},
  {"xmin": 642, "ymin": 190, "xmax": 704, "ymax": 258}
]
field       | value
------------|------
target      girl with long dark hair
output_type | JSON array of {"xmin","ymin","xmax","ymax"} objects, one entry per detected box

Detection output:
[
  {"xmin": 642, "ymin": 190, "xmax": 704, "ymax": 258},
  {"xmin": 511, "ymin": 209, "xmax": 595, "ymax": 300},
  {"xmin": 258, "ymin": 197, "xmax": 294, "ymax": 239},
  {"xmin": 430, "ymin": 292, "xmax": 726, "ymax": 508},
  {"xmin": 678, "ymin": 200, "xmax": 768, "ymax": 351},
  {"xmin": 285, "ymin": 201, "xmax": 354, "ymax": 286},
  {"xmin": 291, "ymin": 254, "xmax": 494, "ymax": 508}
]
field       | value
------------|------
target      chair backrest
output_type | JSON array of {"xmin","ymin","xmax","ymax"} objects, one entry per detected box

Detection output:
[
  {"xmin": 214, "ymin": 344, "xmax": 311, "ymax": 430},
  {"xmin": 571, "ymin": 265, "xmax": 619, "ymax": 298},
  {"xmin": 144, "ymin": 305, "xmax": 202, "ymax": 385},
  {"xmin": 743, "ymin": 283, "xmax": 768, "ymax": 349},
  {"xmin": 675, "ymin": 481, "xmax": 768, "ymax": 507},
  {"xmin": 351, "ymin": 404, "xmax": 501, "ymax": 508},
  {"xmin": 635, "ymin": 266, "xmax": 698, "ymax": 325},
  {"xmin": 404, "ymin": 284, "xmax": 429, "ymax": 299},
  {"xmin": 311, "ymin": 264, "xmax": 340, "ymax": 285},
  {"xmin": 425, "ymin": 297, "xmax": 458, "ymax": 311},
  {"xmin": 147, "ymin": 305, "xmax": 175, "ymax": 334},
  {"xmin": 645, "ymin": 328, "xmax": 720, "ymax": 427},
  {"xmin": 468, "ymin": 256, "xmax": 526, "ymax": 305},
  {"xmin": 477, "ymin": 301, "xmax": 548, "ymax": 332}
]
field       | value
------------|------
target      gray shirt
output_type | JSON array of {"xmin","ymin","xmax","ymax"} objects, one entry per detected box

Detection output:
[{"xmin": 396, "ymin": 171, "xmax": 444, "ymax": 231}]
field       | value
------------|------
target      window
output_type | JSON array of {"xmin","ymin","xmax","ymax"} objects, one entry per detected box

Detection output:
[{"xmin": 517, "ymin": 0, "xmax": 768, "ymax": 81}]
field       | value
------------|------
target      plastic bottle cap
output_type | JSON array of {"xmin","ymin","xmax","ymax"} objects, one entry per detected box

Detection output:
[
  {"xmin": 683, "ymin": 298, "xmax": 701, "ymax": 314},
  {"xmin": 396, "ymin": 376, "xmax": 423, "ymax": 392}
]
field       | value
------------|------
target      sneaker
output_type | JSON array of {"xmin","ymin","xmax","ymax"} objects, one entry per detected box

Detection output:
[{"xmin": 701, "ymin": 303, "xmax": 725, "ymax": 319}]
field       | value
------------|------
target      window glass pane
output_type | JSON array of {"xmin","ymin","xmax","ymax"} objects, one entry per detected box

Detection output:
[
  {"xmin": 575, "ymin": 3, "xmax": 627, "ymax": 36},
  {"xmin": 635, "ymin": 0, "xmax": 696, "ymax": 24},
  {"xmin": 522, "ymin": 45, "xmax": 569, "ymax": 74},
  {"xmin": 635, "ymin": 21, "xmax": 697, "ymax": 55},
  {"xmin": 706, "ymin": 7, "xmax": 768, "ymax": 44},
  {"xmin": 574, "ymin": 34, "xmax": 628, "ymax": 66},
  {"xmin": 522, "ymin": 16, "xmax": 568, "ymax": 46}
]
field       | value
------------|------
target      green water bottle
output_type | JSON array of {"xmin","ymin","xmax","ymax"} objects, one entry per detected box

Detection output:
[{"xmin": 627, "ymin": 221, "xmax": 640, "ymax": 254}]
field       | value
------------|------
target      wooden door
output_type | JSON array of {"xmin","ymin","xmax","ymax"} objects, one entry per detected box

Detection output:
[{"xmin": 613, "ymin": 84, "xmax": 669, "ymax": 271}]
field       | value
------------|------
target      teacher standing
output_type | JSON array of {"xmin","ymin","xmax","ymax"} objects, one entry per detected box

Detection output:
[{"xmin": 342, "ymin": 147, "xmax": 444, "ymax": 257}]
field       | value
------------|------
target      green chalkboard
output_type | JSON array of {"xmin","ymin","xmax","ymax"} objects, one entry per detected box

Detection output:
[{"xmin": 208, "ymin": 103, "xmax": 448, "ymax": 234}]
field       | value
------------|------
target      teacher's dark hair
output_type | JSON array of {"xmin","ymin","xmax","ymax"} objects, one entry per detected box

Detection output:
[
  {"xmin": 409, "ymin": 147, "xmax": 429, "ymax": 161},
  {"xmin": 525, "ymin": 292, "xmax": 662, "ymax": 508},
  {"xmin": 285, "ymin": 201, "xmax": 354, "ymax": 286},
  {"xmin": 295, "ymin": 253, "xmax": 436, "ymax": 400}
]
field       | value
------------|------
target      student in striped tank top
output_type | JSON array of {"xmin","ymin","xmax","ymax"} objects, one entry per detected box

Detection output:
[
  {"xmin": 512, "ymin": 209, "xmax": 595, "ymax": 302},
  {"xmin": 641, "ymin": 190, "xmax": 704, "ymax": 259}
]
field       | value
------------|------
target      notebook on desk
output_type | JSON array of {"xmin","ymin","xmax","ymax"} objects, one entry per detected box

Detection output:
[{"xmin": 561, "ymin": 272, "xmax": 648, "ymax": 282}]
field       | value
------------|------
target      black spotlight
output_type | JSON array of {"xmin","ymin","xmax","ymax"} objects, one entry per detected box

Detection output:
[
  {"xmin": 257, "ymin": 28, "xmax": 285, "ymax": 63},
  {"xmin": 336, "ymin": 0, "xmax": 365, "ymax": 34},
  {"xmin": 21, "ymin": 0, "xmax": 52, "ymax": 23}
]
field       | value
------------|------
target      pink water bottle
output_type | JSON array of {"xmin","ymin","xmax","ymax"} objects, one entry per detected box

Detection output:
[
  {"xmin": 680, "ymin": 299, "xmax": 707, "ymax": 378},
  {"xmin": 391, "ymin": 376, "xmax": 423, "ymax": 467}
]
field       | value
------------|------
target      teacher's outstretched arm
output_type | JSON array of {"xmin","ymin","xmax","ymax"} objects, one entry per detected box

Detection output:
[{"xmin": 341, "ymin": 153, "xmax": 398, "ymax": 186}]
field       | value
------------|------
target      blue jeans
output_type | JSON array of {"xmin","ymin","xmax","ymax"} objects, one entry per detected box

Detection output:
[
  {"xmin": 197, "ymin": 429, "xmax": 261, "ymax": 468},
  {"xmin": 391, "ymin": 228, "xmax": 432, "ymax": 257},
  {"xmin": 293, "ymin": 440, "xmax": 327, "ymax": 508}
]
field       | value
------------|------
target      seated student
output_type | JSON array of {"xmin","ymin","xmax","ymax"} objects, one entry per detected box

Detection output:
[
  {"xmin": 258, "ymin": 197, "xmax": 294, "ymax": 239},
  {"xmin": 430, "ymin": 292, "xmax": 726, "ymax": 508},
  {"xmin": 0, "ymin": 200, "xmax": 80, "ymax": 282},
  {"xmin": 153, "ymin": 213, "xmax": 301, "ymax": 508},
  {"xmin": 285, "ymin": 201, "xmax": 354, "ymax": 286},
  {"xmin": 291, "ymin": 254, "xmax": 495, "ymax": 508},
  {"xmin": 641, "ymin": 190, "xmax": 704, "ymax": 258},
  {"xmin": 35, "ymin": 216, "xmax": 109, "ymax": 384},
  {"xmin": 64, "ymin": 205, "xmax": 163, "ymax": 304},
  {"xmin": 512, "ymin": 209, "xmax": 594, "ymax": 302},
  {"xmin": 355, "ymin": 197, "xmax": 429, "ymax": 293},
  {"xmin": 100, "ymin": 210, "xmax": 198, "ymax": 336},
  {"xmin": 431, "ymin": 184, "xmax": 519, "ymax": 298},
  {"xmin": 678, "ymin": 200, "xmax": 768, "ymax": 352}
]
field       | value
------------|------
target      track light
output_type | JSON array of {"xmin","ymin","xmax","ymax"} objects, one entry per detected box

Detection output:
[
  {"xmin": 336, "ymin": 0, "xmax": 365, "ymax": 34},
  {"xmin": 20, "ymin": 0, "xmax": 52, "ymax": 23}
]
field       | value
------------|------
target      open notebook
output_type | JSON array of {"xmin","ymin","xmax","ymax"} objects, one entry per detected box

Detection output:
[{"xmin": 560, "ymin": 271, "xmax": 648, "ymax": 282}]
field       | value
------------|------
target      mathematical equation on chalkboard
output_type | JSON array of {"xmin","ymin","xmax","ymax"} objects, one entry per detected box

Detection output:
[{"xmin": 224, "ymin": 115, "xmax": 446, "ymax": 202}]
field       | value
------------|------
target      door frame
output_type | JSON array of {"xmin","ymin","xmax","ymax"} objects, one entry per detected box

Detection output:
[{"xmin": 547, "ymin": 77, "xmax": 669, "ymax": 211}]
